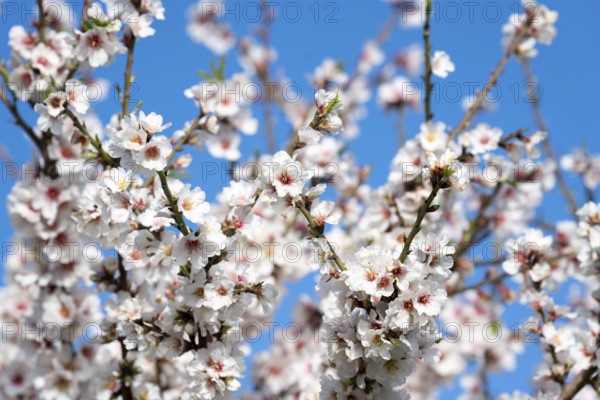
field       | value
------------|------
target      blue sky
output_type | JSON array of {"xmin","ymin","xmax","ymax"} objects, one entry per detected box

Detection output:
[{"xmin": 0, "ymin": 0, "xmax": 598, "ymax": 397}]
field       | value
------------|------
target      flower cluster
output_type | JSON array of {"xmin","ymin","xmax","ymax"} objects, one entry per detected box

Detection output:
[
  {"xmin": 184, "ymin": 73, "xmax": 258, "ymax": 161},
  {"xmin": 1, "ymin": 1, "xmax": 599, "ymax": 400},
  {"xmin": 503, "ymin": 0, "xmax": 559, "ymax": 58}
]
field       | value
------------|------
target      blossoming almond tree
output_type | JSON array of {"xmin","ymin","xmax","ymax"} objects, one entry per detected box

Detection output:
[{"xmin": 0, "ymin": 1, "xmax": 597, "ymax": 399}]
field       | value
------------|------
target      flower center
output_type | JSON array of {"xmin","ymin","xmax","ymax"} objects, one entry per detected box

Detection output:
[
  {"xmin": 145, "ymin": 146, "xmax": 160, "ymax": 159},
  {"xmin": 417, "ymin": 294, "xmax": 430, "ymax": 305},
  {"xmin": 87, "ymin": 34, "xmax": 102, "ymax": 48}
]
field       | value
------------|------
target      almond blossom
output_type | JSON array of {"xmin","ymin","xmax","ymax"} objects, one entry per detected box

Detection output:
[{"xmin": 0, "ymin": 2, "xmax": 597, "ymax": 400}]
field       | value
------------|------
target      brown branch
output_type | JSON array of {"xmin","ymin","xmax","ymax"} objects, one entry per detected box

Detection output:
[
  {"xmin": 36, "ymin": 0, "xmax": 46, "ymax": 42},
  {"xmin": 423, "ymin": 0, "xmax": 433, "ymax": 122},
  {"xmin": 453, "ymin": 183, "xmax": 503, "ymax": 264},
  {"xmin": 122, "ymin": 36, "xmax": 137, "ymax": 116},
  {"xmin": 0, "ymin": 85, "xmax": 59, "ymax": 177},
  {"xmin": 448, "ymin": 15, "xmax": 534, "ymax": 142},
  {"xmin": 297, "ymin": 202, "xmax": 345, "ymax": 271},
  {"xmin": 497, "ymin": 128, "xmax": 528, "ymax": 149},
  {"xmin": 63, "ymin": 108, "xmax": 118, "ymax": 167},
  {"xmin": 259, "ymin": 0, "xmax": 276, "ymax": 153},
  {"xmin": 558, "ymin": 367, "xmax": 597, "ymax": 400},
  {"xmin": 399, "ymin": 182, "xmax": 442, "ymax": 262},
  {"xmin": 143, "ymin": 114, "xmax": 203, "ymax": 188},
  {"xmin": 521, "ymin": 60, "xmax": 578, "ymax": 216},
  {"xmin": 343, "ymin": 4, "xmax": 402, "ymax": 92},
  {"xmin": 449, "ymin": 271, "xmax": 510, "ymax": 296},
  {"xmin": 158, "ymin": 170, "xmax": 190, "ymax": 235}
]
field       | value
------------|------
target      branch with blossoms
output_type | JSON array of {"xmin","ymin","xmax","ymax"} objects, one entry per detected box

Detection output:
[{"xmin": 0, "ymin": 1, "xmax": 599, "ymax": 400}]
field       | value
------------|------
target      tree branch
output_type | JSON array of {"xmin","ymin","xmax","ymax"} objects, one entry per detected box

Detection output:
[
  {"xmin": 558, "ymin": 367, "xmax": 597, "ymax": 400},
  {"xmin": 399, "ymin": 182, "xmax": 442, "ymax": 262},
  {"xmin": 63, "ymin": 108, "xmax": 118, "ymax": 167},
  {"xmin": 158, "ymin": 170, "xmax": 190, "ymax": 235},
  {"xmin": 521, "ymin": 59, "xmax": 578, "ymax": 216},
  {"xmin": 423, "ymin": 0, "xmax": 433, "ymax": 122},
  {"xmin": 122, "ymin": 36, "xmax": 137, "ymax": 116},
  {"xmin": 297, "ymin": 202, "xmax": 346, "ymax": 271},
  {"xmin": 448, "ymin": 15, "xmax": 534, "ymax": 142}
]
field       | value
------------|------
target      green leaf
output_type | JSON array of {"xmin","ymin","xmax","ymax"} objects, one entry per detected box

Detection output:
[
  {"xmin": 325, "ymin": 93, "xmax": 340, "ymax": 114},
  {"xmin": 198, "ymin": 71, "xmax": 213, "ymax": 81},
  {"xmin": 198, "ymin": 57, "xmax": 227, "ymax": 82}
]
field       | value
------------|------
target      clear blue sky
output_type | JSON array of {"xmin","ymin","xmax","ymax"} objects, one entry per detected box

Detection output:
[{"xmin": 0, "ymin": 0, "xmax": 598, "ymax": 397}]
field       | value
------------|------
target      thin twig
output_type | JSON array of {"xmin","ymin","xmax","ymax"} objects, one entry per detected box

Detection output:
[
  {"xmin": 158, "ymin": 170, "xmax": 190, "ymax": 235},
  {"xmin": 343, "ymin": 4, "xmax": 402, "ymax": 92},
  {"xmin": 122, "ymin": 37, "xmax": 137, "ymax": 116},
  {"xmin": 115, "ymin": 255, "xmax": 134, "ymax": 400},
  {"xmin": 63, "ymin": 108, "xmax": 118, "ymax": 167},
  {"xmin": 259, "ymin": 0, "xmax": 276, "ymax": 153},
  {"xmin": 453, "ymin": 183, "xmax": 503, "ymax": 264},
  {"xmin": 423, "ymin": 0, "xmax": 433, "ymax": 122},
  {"xmin": 0, "ymin": 85, "xmax": 58, "ymax": 176},
  {"xmin": 498, "ymin": 128, "xmax": 528, "ymax": 149},
  {"xmin": 36, "ymin": 0, "xmax": 46, "ymax": 42},
  {"xmin": 449, "ymin": 272, "xmax": 510, "ymax": 295},
  {"xmin": 399, "ymin": 182, "xmax": 442, "ymax": 263},
  {"xmin": 448, "ymin": 15, "xmax": 534, "ymax": 142},
  {"xmin": 297, "ymin": 202, "xmax": 345, "ymax": 271},
  {"xmin": 143, "ymin": 114, "xmax": 203, "ymax": 188},
  {"xmin": 521, "ymin": 60, "xmax": 578, "ymax": 216},
  {"xmin": 558, "ymin": 366, "xmax": 598, "ymax": 400}
]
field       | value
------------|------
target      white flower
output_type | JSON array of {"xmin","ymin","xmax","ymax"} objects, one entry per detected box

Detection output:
[
  {"xmin": 0, "ymin": 362, "xmax": 33, "ymax": 397},
  {"xmin": 174, "ymin": 232, "xmax": 220, "ymax": 272},
  {"xmin": 320, "ymin": 112, "xmax": 344, "ymax": 134},
  {"xmin": 44, "ymin": 91, "xmax": 68, "ymax": 118},
  {"xmin": 117, "ymin": 126, "xmax": 148, "ymax": 152},
  {"xmin": 357, "ymin": 41, "xmax": 385, "ymax": 74},
  {"xmin": 459, "ymin": 123, "xmax": 502, "ymax": 154},
  {"xmin": 503, "ymin": 228, "xmax": 553, "ymax": 281},
  {"xmin": 31, "ymin": 44, "xmax": 60, "ymax": 76},
  {"xmin": 139, "ymin": 111, "xmax": 172, "ymax": 134},
  {"xmin": 298, "ymin": 126, "xmax": 323, "ymax": 145},
  {"xmin": 310, "ymin": 201, "xmax": 341, "ymax": 226},
  {"xmin": 263, "ymin": 151, "xmax": 312, "ymax": 198},
  {"xmin": 542, "ymin": 324, "xmax": 574, "ymax": 353},
  {"xmin": 177, "ymin": 185, "xmax": 210, "ymax": 224},
  {"xmin": 424, "ymin": 149, "xmax": 469, "ymax": 190},
  {"xmin": 103, "ymin": 167, "xmax": 139, "ymax": 192},
  {"xmin": 206, "ymin": 132, "xmax": 241, "ymax": 161},
  {"xmin": 313, "ymin": 89, "xmax": 344, "ymax": 134},
  {"xmin": 378, "ymin": 76, "xmax": 420, "ymax": 109},
  {"xmin": 8, "ymin": 66, "xmax": 35, "ymax": 101},
  {"xmin": 396, "ymin": 44, "xmax": 423, "ymax": 76},
  {"xmin": 34, "ymin": 103, "xmax": 64, "ymax": 135},
  {"xmin": 75, "ymin": 25, "xmax": 126, "ymax": 68},
  {"xmin": 132, "ymin": 135, "xmax": 172, "ymax": 170},
  {"xmin": 431, "ymin": 51, "xmax": 455, "ymax": 78},
  {"xmin": 64, "ymin": 80, "xmax": 90, "ymax": 115},
  {"xmin": 238, "ymin": 38, "xmax": 277, "ymax": 74},
  {"xmin": 127, "ymin": 12, "xmax": 156, "ymax": 38},
  {"xmin": 221, "ymin": 180, "xmax": 256, "ymax": 207},
  {"xmin": 357, "ymin": 316, "xmax": 394, "ymax": 360},
  {"xmin": 413, "ymin": 282, "xmax": 447, "ymax": 316},
  {"xmin": 187, "ymin": 1, "xmax": 235, "ymax": 54},
  {"xmin": 522, "ymin": 131, "xmax": 547, "ymax": 159},
  {"xmin": 343, "ymin": 246, "xmax": 396, "ymax": 299},
  {"xmin": 9, "ymin": 26, "xmax": 37, "ymax": 59},
  {"xmin": 204, "ymin": 277, "xmax": 236, "ymax": 310},
  {"xmin": 315, "ymin": 89, "xmax": 342, "ymax": 113},
  {"xmin": 386, "ymin": 292, "xmax": 419, "ymax": 329},
  {"xmin": 418, "ymin": 121, "xmax": 448, "ymax": 152}
]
